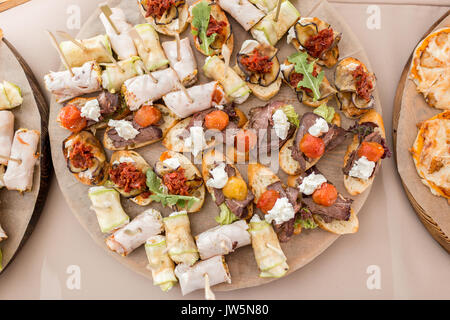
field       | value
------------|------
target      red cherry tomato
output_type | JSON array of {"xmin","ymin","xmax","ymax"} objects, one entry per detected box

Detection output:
[
  {"xmin": 312, "ymin": 183, "xmax": 338, "ymax": 207},
  {"xmin": 257, "ymin": 190, "xmax": 280, "ymax": 214},
  {"xmin": 134, "ymin": 105, "xmax": 162, "ymax": 128},
  {"xmin": 299, "ymin": 133, "xmax": 325, "ymax": 159},
  {"xmin": 58, "ymin": 104, "xmax": 87, "ymax": 132},
  {"xmin": 357, "ymin": 142, "xmax": 384, "ymax": 162},
  {"xmin": 204, "ymin": 110, "xmax": 229, "ymax": 131}
]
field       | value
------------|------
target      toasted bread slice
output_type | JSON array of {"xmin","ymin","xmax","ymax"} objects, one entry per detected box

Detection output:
[
  {"xmin": 233, "ymin": 65, "xmax": 281, "ymax": 101},
  {"xmin": 139, "ymin": 2, "xmax": 189, "ymax": 36},
  {"xmin": 343, "ymin": 109, "xmax": 385, "ymax": 196},
  {"xmin": 103, "ymin": 104, "xmax": 179, "ymax": 151},
  {"xmin": 247, "ymin": 163, "xmax": 280, "ymax": 203}
]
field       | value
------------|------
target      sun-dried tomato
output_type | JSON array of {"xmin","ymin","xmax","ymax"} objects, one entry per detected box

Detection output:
[
  {"xmin": 240, "ymin": 49, "xmax": 273, "ymax": 74},
  {"xmin": 304, "ymin": 28, "xmax": 334, "ymax": 58},
  {"xmin": 162, "ymin": 167, "xmax": 190, "ymax": 196},
  {"xmin": 109, "ymin": 163, "xmax": 146, "ymax": 193},
  {"xmin": 145, "ymin": 0, "xmax": 178, "ymax": 18},
  {"xmin": 352, "ymin": 65, "xmax": 373, "ymax": 102},
  {"xmin": 207, "ymin": 15, "xmax": 227, "ymax": 37},
  {"xmin": 69, "ymin": 141, "xmax": 94, "ymax": 170}
]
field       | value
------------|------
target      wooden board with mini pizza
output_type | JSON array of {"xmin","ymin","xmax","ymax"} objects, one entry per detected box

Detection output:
[
  {"xmin": 47, "ymin": 0, "xmax": 390, "ymax": 296},
  {"xmin": 394, "ymin": 11, "xmax": 450, "ymax": 252}
]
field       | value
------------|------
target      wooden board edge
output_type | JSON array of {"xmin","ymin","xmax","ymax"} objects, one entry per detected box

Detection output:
[
  {"xmin": 0, "ymin": 0, "xmax": 30, "ymax": 13},
  {"xmin": 0, "ymin": 38, "xmax": 53, "ymax": 274},
  {"xmin": 392, "ymin": 10, "xmax": 450, "ymax": 253}
]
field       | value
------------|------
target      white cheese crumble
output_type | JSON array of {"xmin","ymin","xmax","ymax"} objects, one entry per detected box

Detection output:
[
  {"xmin": 287, "ymin": 26, "xmax": 296, "ymax": 44},
  {"xmin": 349, "ymin": 156, "xmax": 375, "ymax": 180},
  {"xmin": 81, "ymin": 99, "xmax": 101, "ymax": 122},
  {"xmin": 163, "ymin": 157, "xmax": 180, "ymax": 170},
  {"xmin": 265, "ymin": 197, "xmax": 295, "ymax": 225},
  {"xmin": 113, "ymin": 156, "xmax": 136, "ymax": 165},
  {"xmin": 272, "ymin": 109, "xmax": 290, "ymax": 140},
  {"xmin": 185, "ymin": 126, "xmax": 206, "ymax": 157},
  {"xmin": 206, "ymin": 162, "xmax": 229, "ymax": 189},
  {"xmin": 308, "ymin": 118, "xmax": 329, "ymax": 137},
  {"xmin": 299, "ymin": 172, "xmax": 327, "ymax": 195},
  {"xmin": 108, "ymin": 120, "xmax": 139, "ymax": 140}
]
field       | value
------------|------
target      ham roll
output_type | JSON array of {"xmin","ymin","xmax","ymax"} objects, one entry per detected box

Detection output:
[
  {"xmin": 106, "ymin": 208, "xmax": 163, "ymax": 256},
  {"xmin": 216, "ymin": 0, "xmax": 264, "ymax": 31},
  {"xmin": 195, "ymin": 220, "xmax": 251, "ymax": 260},
  {"xmin": 145, "ymin": 235, "xmax": 178, "ymax": 292},
  {"xmin": 163, "ymin": 81, "xmax": 228, "ymax": 119},
  {"xmin": 162, "ymin": 37, "xmax": 198, "ymax": 86},
  {"xmin": 44, "ymin": 61, "xmax": 102, "ymax": 103},
  {"xmin": 134, "ymin": 23, "xmax": 170, "ymax": 72},
  {"xmin": 3, "ymin": 129, "xmax": 40, "ymax": 192},
  {"xmin": 101, "ymin": 56, "xmax": 145, "ymax": 93},
  {"xmin": 122, "ymin": 68, "xmax": 179, "ymax": 111},
  {"xmin": 59, "ymin": 34, "xmax": 112, "ymax": 68},
  {"xmin": 249, "ymin": 215, "xmax": 289, "ymax": 278},
  {"xmin": 0, "ymin": 111, "xmax": 14, "ymax": 166},
  {"xmin": 163, "ymin": 211, "xmax": 199, "ymax": 266},
  {"xmin": 175, "ymin": 255, "xmax": 231, "ymax": 296},
  {"xmin": 99, "ymin": 7, "xmax": 137, "ymax": 60}
]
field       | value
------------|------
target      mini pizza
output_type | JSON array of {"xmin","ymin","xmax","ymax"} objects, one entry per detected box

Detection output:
[
  {"xmin": 59, "ymin": 34, "xmax": 112, "ymax": 68},
  {"xmin": 279, "ymin": 110, "xmax": 345, "ymax": 176},
  {"xmin": 163, "ymin": 103, "xmax": 246, "ymax": 156},
  {"xmin": 235, "ymin": 40, "xmax": 282, "ymax": 101},
  {"xmin": 287, "ymin": 17, "xmax": 342, "ymax": 68},
  {"xmin": 162, "ymin": 37, "xmax": 198, "ymax": 86},
  {"xmin": 335, "ymin": 57, "xmax": 376, "ymax": 118},
  {"xmin": 410, "ymin": 27, "xmax": 450, "ymax": 110},
  {"xmin": 248, "ymin": 163, "xmax": 301, "ymax": 242},
  {"xmin": 216, "ymin": 0, "xmax": 264, "ymax": 32},
  {"xmin": 343, "ymin": 110, "xmax": 390, "ymax": 195},
  {"xmin": 202, "ymin": 149, "xmax": 254, "ymax": 224},
  {"xmin": 139, "ymin": 0, "xmax": 190, "ymax": 36},
  {"xmin": 189, "ymin": 0, "xmax": 233, "ymax": 57},
  {"xmin": 57, "ymin": 90, "xmax": 128, "ymax": 132},
  {"xmin": 281, "ymin": 53, "xmax": 336, "ymax": 108},
  {"xmin": 411, "ymin": 111, "xmax": 449, "ymax": 201},
  {"xmin": 287, "ymin": 166, "xmax": 358, "ymax": 235},
  {"xmin": 63, "ymin": 130, "xmax": 108, "ymax": 186},
  {"xmin": 0, "ymin": 80, "xmax": 23, "ymax": 110}
]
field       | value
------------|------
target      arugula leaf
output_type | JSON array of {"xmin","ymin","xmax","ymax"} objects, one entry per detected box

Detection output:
[
  {"xmin": 314, "ymin": 103, "xmax": 335, "ymax": 123},
  {"xmin": 288, "ymin": 52, "xmax": 324, "ymax": 101},
  {"xmin": 215, "ymin": 203, "xmax": 239, "ymax": 225},
  {"xmin": 191, "ymin": 0, "xmax": 216, "ymax": 56},
  {"xmin": 146, "ymin": 169, "xmax": 199, "ymax": 210},
  {"xmin": 281, "ymin": 104, "xmax": 299, "ymax": 127}
]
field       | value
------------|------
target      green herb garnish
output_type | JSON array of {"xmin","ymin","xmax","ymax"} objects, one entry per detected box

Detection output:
[
  {"xmin": 313, "ymin": 103, "xmax": 335, "ymax": 123},
  {"xmin": 281, "ymin": 104, "xmax": 300, "ymax": 127},
  {"xmin": 215, "ymin": 203, "xmax": 239, "ymax": 225},
  {"xmin": 294, "ymin": 217, "xmax": 318, "ymax": 230},
  {"xmin": 146, "ymin": 169, "xmax": 199, "ymax": 210},
  {"xmin": 288, "ymin": 52, "xmax": 324, "ymax": 101},
  {"xmin": 191, "ymin": 0, "xmax": 216, "ymax": 56}
]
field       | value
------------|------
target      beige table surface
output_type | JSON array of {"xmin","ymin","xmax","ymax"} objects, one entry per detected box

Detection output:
[{"xmin": 0, "ymin": 0, "xmax": 449, "ymax": 300}]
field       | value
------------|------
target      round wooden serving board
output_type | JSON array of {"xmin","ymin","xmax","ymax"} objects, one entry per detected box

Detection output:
[
  {"xmin": 393, "ymin": 10, "xmax": 450, "ymax": 253},
  {"xmin": 49, "ymin": 0, "xmax": 384, "ymax": 291},
  {"xmin": 0, "ymin": 38, "xmax": 51, "ymax": 273}
]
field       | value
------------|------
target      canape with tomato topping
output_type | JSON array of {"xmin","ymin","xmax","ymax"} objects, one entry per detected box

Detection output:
[
  {"xmin": 62, "ymin": 131, "xmax": 108, "ymax": 186},
  {"xmin": 139, "ymin": 0, "xmax": 189, "ymax": 36}
]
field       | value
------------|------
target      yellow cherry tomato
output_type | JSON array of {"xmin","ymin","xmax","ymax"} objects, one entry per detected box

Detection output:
[{"xmin": 222, "ymin": 176, "xmax": 248, "ymax": 201}]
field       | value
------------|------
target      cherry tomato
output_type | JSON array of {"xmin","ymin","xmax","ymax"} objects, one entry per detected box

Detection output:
[
  {"xmin": 204, "ymin": 110, "xmax": 229, "ymax": 131},
  {"xmin": 312, "ymin": 183, "xmax": 338, "ymax": 207},
  {"xmin": 300, "ymin": 133, "xmax": 325, "ymax": 159},
  {"xmin": 357, "ymin": 141, "xmax": 384, "ymax": 162},
  {"xmin": 257, "ymin": 190, "xmax": 280, "ymax": 214},
  {"xmin": 58, "ymin": 104, "xmax": 87, "ymax": 133},
  {"xmin": 235, "ymin": 129, "xmax": 257, "ymax": 153},
  {"xmin": 134, "ymin": 105, "xmax": 162, "ymax": 128},
  {"xmin": 223, "ymin": 176, "xmax": 248, "ymax": 201}
]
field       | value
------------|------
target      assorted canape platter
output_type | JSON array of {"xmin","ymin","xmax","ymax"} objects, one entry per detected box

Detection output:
[{"xmin": 47, "ymin": 0, "xmax": 389, "ymax": 296}]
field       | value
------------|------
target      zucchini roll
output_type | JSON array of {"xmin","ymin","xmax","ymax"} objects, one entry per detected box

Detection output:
[
  {"xmin": 249, "ymin": 215, "xmax": 289, "ymax": 278},
  {"xmin": 163, "ymin": 211, "xmax": 199, "ymax": 266},
  {"xmin": 216, "ymin": 0, "xmax": 264, "ymax": 31},
  {"xmin": 106, "ymin": 208, "xmax": 163, "ymax": 256},
  {"xmin": 59, "ymin": 34, "xmax": 113, "ymax": 68},
  {"xmin": 162, "ymin": 37, "xmax": 198, "ymax": 86},
  {"xmin": 0, "ymin": 111, "xmax": 14, "ymax": 166},
  {"xmin": 134, "ymin": 23, "xmax": 170, "ymax": 72},
  {"xmin": 3, "ymin": 129, "xmax": 40, "ymax": 192},
  {"xmin": 44, "ymin": 61, "xmax": 102, "ymax": 103},
  {"xmin": 195, "ymin": 220, "xmax": 251, "ymax": 260},
  {"xmin": 0, "ymin": 81, "xmax": 22, "ymax": 110},
  {"xmin": 175, "ymin": 255, "xmax": 231, "ymax": 296},
  {"xmin": 145, "ymin": 235, "xmax": 178, "ymax": 292},
  {"xmin": 203, "ymin": 56, "xmax": 251, "ymax": 104},
  {"xmin": 101, "ymin": 56, "xmax": 145, "ymax": 93},
  {"xmin": 88, "ymin": 186, "xmax": 130, "ymax": 233}
]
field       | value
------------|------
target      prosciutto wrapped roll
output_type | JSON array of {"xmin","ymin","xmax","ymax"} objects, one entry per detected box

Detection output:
[
  {"xmin": 195, "ymin": 220, "xmax": 251, "ymax": 260},
  {"xmin": 175, "ymin": 255, "xmax": 231, "ymax": 296},
  {"xmin": 163, "ymin": 211, "xmax": 199, "ymax": 266},
  {"xmin": 101, "ymin": 56, "xmax": 145, "ymax": 93},
  {"xmin": 134, "ymin": 24, "xmax": 170, "ymax": 72},
  {"xmin": 163, "ymin": 81, "xmax": 228, "ymax": 118},
  {"xmin": 203, "ymin": 56, "xmax": 250, "ymax": 104},
  {"xmin": 0, "ymin": 224, "xmax": 7, "ymax": 242},
  {"xmin": 145, "ymin": 235, "xmax": 178, "ymax": 292},
  {"xmin": 106, "ymin": 208, "xmax": 163, "ymax": 256},
  {"xmin": 44, "ymin": 61, "xmax": 102, "ymax": 103},
  {"xmin": 216, "ymin": 0, "xmax": 264, "ymax": 31},
  {"xmin": 249, "ymin": 215, "xmax": 289, "ymax": 278},
  {"xmin": 122, "ymin": 68, "xmax": 179, "ymax": 111},
  {"xmin": 0, "ymin": 111, "xmax": 14, "ymax": 166},
  {"xmin": 162, "ymin": 37, "xmax": 198, "ymax": 86},
  {"xmin": 3, "ymin": 129, "xmax": 40, "ymax": 192},
  {"xmin": 59, "ymin": 34, "xmax": 112, "ymax": 68},
  {"xmin": 88, "ymin": 186, "xmax": 130, "ymax": 233},
  {"xmin": 99, "ymin": 7, "xmax": 137, "ymax": 60}
]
